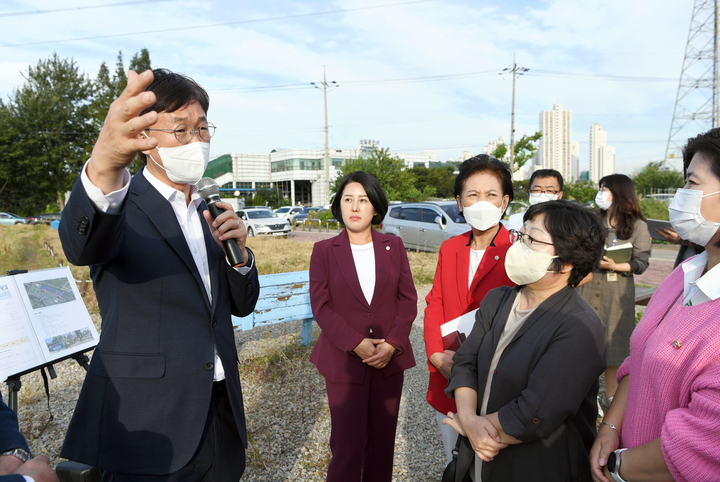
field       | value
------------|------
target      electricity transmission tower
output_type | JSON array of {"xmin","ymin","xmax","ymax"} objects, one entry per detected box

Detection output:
[{"xmin": 665, "ymin": 0, "xmax": 719, "ymax": 166}]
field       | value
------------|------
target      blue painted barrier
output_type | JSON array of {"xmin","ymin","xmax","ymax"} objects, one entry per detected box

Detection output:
[{"xmin": 232, "ymin": 270, "xmax": 315, "ymax": 346}]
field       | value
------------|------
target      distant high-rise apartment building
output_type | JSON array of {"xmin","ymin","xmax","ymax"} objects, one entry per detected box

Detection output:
[
  {"xmin": 534, "ymin": 103, "xmax": 573, "ymax": 182},
  {"xmin": 589, "ymin": 124, "xmax": 615, "ymax": 183},
  {"xmin": 570, "ymin": 141, "xmax": 580, "ymax": 182}
]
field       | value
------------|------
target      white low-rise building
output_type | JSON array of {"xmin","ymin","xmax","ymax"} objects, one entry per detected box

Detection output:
[{"xmin": 205, "ymin": 140, "xmax": 438, "ymax": 206}]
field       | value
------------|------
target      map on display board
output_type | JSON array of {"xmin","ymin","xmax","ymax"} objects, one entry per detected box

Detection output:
[{"xmin": 0, "ymin": 266, "xmax": 99, "ymax": 383}]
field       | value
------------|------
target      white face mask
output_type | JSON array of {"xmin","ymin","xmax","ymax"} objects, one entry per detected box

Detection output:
[
  {"xmin": 504, "ymin": 240, "xmax": 558, "ymax": 286},
  {"xmin": 668, "ymin": 188, "xmax": 720, "ymax": 246},
  {"xmin": 144, "ymin": 133, "xmax": 211, "ymax": 185},
  {"xmin": 462, "ymin": 200, "xmax": 504, "ymax": 231},
  {"xmin": 529, "ymin": 192, "xmax": 559, "ymax": 205},
  {"xmin": 595, "ymin": 191, "xmax": 612, "ymax": 211}
]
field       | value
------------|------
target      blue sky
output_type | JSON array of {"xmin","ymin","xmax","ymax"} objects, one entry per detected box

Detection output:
[{"xmin": 0, "ymin": 0, "xmax": 700, "ymax": 175}]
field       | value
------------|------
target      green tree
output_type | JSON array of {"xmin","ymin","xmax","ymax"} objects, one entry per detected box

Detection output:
[
  {"xmin": 410, "ymin": 164, "xmax": 456, "ymax": 199},
  {"xmin": 563, "ymin": 180, "xmax": 597, "ymax": 204},
  {"xmin": 129, "ymin": 48, "xmax": 152, "ymax": 73},
  {"xmin": 333, "ymin": 147, "xmax": 433, "ymax": 201},
  {"xmin": 491, "ymin": 132, "xmax": 542, "ymax": 173},
  {"xmin": 631, "ymin": 161, "xmax": 684, "ymax": 196},
  {"xmin": 0, "ymin": 54, "xmax": 95, "ymax": 213}
]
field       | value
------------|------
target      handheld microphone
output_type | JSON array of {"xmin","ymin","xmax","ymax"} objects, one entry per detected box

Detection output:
[{"xmin": 196, "ymin": 177, "xmax": 245, "ymax": 267}]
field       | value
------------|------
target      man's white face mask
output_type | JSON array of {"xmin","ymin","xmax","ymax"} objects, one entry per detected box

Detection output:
[{"xmin": 143, "ymin": 131, "xmax": 210, "ymax": 185}]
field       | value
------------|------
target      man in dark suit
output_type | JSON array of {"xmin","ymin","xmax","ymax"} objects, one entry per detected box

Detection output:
[
  {"xmin": 59, "ymin": 69, "xmax": 259, "ymax": 481},
  {"xmin": 0, "ymin": 393, "xmax": 57, "ymax": 481}
]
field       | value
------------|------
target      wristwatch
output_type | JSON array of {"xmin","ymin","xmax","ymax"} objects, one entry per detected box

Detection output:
[
  {"xmin": 607, "ymin": 448, "xmax": 629, "ymax": 482},
  {"xmin": 1, "ymin": 447, "xmax": 32, "ymax": 463}
]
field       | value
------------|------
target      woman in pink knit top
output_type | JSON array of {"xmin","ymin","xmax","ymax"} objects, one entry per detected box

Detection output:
[{"xmin": 590, "ymin": 128, "xmax": 720, "ymax": 482}]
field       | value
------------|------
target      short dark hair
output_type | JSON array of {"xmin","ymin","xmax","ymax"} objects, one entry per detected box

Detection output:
[
  {"xmin": 453, "ymin": 154, "xmax": 514, "ymax": 203},
  {"xmin": 529, "ymin": 169, "xmax": 564, "ymax": 192},
  {"xmin": 138, "ymin": 68, "xmax": 210, "ymax": 164},
  {"xmin": 331, "ymin": 171, "xmax": 388, "ymax": 225},
  {"xmin": 598, "ymin": 174, "xmax": 643, "ymax": 240},
  {"xmin": 682, "ymin": 127, "xmax": 720, "ymax": 181},
  {"xmin": 524, "ymin": 200, "xmax": 607, "ymax": 287}
]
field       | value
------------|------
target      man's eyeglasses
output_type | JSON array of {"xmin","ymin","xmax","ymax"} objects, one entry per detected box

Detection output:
[
  {"xmin": 508, "ymin": 229, "xmax": 554, "ymax": 247},
  {"xmin": 145, "ymin": 123, "xmax": 216, "ymax": 143},
  {"xmin": 529, "ymin": 189, "xmax": 559, "ymax": 195}
]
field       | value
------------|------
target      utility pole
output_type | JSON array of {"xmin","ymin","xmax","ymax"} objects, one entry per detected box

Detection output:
[
  {"xmin": 312, "ymin": 67, "xmax": 337, "ymax": 205},
  {"xmin": 503, "ymin": 54, "xmax": 528, "ymax": 174}
]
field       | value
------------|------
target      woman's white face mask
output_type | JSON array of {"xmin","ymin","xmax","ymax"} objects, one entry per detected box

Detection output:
[
  {"xmin": 462, "ymin": 200, "xmax": 504, "ymax": 231},
  {"xmin": 668, "ymin": 188, "xmax": 720, "ymax": 246}
]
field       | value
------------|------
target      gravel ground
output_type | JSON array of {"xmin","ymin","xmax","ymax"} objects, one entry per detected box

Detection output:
[{"xmin": 13, "ymin": 284, "xmax": 450, "ymax": 481}]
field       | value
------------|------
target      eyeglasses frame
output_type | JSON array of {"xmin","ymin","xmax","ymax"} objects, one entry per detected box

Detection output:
[{"xmin": 144, "ymin": 123, "xmax": 216, "ymax": 144}]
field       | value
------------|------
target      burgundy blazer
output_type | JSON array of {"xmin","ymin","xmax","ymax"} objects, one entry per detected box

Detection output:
[
  {"xmin": 423, "ymin": 225, "xmax": 515, "ymax": 415},
  {"xmin": 309, "ymin": 229, "xmax": 417, "ymax": 383}
]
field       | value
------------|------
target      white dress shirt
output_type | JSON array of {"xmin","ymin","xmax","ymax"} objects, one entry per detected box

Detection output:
[{"xmin": 682, "ymin": 251, "xmax": 720, "ymax": 307}]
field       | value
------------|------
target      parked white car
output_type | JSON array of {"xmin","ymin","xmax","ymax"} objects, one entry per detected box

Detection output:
[
  {"xmin": 236, "ymin": 208, "xmax": 291, "ymax": 237},
  {"xmin": 274, "ymin": 206, "xmax": 303, "ymax": 223}
]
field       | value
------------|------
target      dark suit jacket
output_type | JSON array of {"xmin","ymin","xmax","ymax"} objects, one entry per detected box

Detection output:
[
  {"xmin": 424, "ymin": 226, "xmax": 514, "ymax": 414},
  {"xmin": 309, "ymin": 229, "xmax": 417, "ymax": 382},
  {"xmin": 58, "ymin": 169, "xmax": 259, "ymax": 475},
  {"xmin": 1, "ymin": 393, "xmax": 30, "ymax": 482},
  {"xmin": 446, "ymin": 285, "xmax": 606, "ymax": 482}
]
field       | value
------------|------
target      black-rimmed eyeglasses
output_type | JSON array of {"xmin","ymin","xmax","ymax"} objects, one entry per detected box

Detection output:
[
  {"xmin": 145, "ymin": 123, "xmax": 216, "ymax": 143},
  {"xmin": 529, "ymin": 188, "xmax": 559, "ymax": 195},
  {"xmin": 508, "ymin": 229, "xmax": 554, "ymax": 247}
]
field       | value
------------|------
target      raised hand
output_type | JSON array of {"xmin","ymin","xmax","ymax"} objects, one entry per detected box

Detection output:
[{"xmin": 87, "ymin": 70, "xmax": 159, "ymax": 194}]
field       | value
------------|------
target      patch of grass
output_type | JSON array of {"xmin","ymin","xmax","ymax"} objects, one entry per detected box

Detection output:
[
  {"xmin": 238, "ymin": 334, "xmax": 314, "ymax": 383},
  {"xmin": 245, "ymin": 234, "xmax": 440, "ymax": 287}
]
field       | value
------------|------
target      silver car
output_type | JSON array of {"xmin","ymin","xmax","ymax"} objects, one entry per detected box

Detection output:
[
  {"xmin": 0, "ymin": 213, "xmax": 29, "ymax": 225},
  {"xmin": 236, "ymin": 208, "xmax": 291, "ymax": 237},
  {"xmin": 378, "ymin": 201, "xmax": 471, "ymax": 252}
]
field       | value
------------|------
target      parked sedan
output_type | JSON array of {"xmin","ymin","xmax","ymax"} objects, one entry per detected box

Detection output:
[
  {"xmin": 293, "ymin": 207, "xmax": 326, "ymax": 226},
  {"xmin": 378, "ymin": 201, "xmax": 471, "ymax": 252},
  {"xmin": 236, "ymin": 208, "xmax": 291, "ymax": 237},
  {"xmin": 28, "ymin": 212, "xmax": 62, "ymax": 225},
  {"xmin": 274, "ymin": 206, "xmax": 303, "ymax": 223},
  {"xmin": 0, "ymin": 213, "xmax": 29, "ymax": 225}
]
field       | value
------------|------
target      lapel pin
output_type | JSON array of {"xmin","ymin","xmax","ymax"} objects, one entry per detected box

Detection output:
[
  {"xmin": 494, "ymin": 255, "xmax": 499, "ymax": 260},
  {"xmin": 386, "ymin": 246, "xmax": 390, "ymax": 251},
  {"xmin": 673, "ymin": 340, "xmax": 682, "ymax": 349}
]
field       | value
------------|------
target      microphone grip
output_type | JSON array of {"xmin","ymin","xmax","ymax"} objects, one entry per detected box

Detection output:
[{"xmin": 207, "ymin": 201, "xmax": 245, "ymax": 267}]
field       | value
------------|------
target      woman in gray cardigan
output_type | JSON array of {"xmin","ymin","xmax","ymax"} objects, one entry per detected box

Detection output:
[
  {"xmin": 444, "ymin": 200, "xmax": 607, "ymax": 482},
  {"xmin": 578, "ymin": 174, "xmax": 651, "ymax": 404}
]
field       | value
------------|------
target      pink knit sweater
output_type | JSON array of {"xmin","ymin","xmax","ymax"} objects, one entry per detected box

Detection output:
[{"xmin": 617, "ymin": 263, "xmax": 720, "ymax": 481}]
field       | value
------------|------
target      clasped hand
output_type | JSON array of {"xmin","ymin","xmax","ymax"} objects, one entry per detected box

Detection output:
[
  {"xmin": 353, "ymin": 338, "xmax": 395, "ymax": 369},
  {"xmin": 443, "ymin": 411, "xmax": 508, "ymax": 462}
]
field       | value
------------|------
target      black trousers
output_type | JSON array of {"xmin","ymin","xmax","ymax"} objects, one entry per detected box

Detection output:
[{"xmin": 102, "ymin": 381, "xmax": 245, "ymax": 482}]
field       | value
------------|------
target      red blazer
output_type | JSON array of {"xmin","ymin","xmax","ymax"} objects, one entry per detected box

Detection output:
[
  {"xmin": 309, "ymin": 229, "xmax": 417, "ymax": 383},
  {"xmin": 424, "ymin": 225, "xmax": 514, "ymax": 414}
]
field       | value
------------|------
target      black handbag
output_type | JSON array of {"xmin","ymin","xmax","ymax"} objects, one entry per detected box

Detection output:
[{"xmin": 441, "ymin": 435, "xmax": 471, "ymax": 482}]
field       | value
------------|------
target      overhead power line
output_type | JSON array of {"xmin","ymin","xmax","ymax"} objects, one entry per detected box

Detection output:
[
  {"xmin": 2, "ymin": 0, "xmax": 441, "ymax": 48},
  {"xmin": 210, "ymin": 69, "xmax": 677, "ymax": 94},
  {"xmin": 0, "ymin": 0, "xmax": 171, "ymax": 18}
]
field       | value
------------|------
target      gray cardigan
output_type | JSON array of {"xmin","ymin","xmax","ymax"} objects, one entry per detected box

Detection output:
[{"xmin": 446, "ymin": 285, "xmax": 606, "ymax": 482}]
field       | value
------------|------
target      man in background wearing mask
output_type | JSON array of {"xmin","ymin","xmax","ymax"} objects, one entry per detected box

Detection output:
[
  {"xmin": 59, "ymin": 69, "xmax": 259, "ymax": 481},
  {"xmin": 506, "ymin": 169, "xmax": 564, "ymax": 232}
]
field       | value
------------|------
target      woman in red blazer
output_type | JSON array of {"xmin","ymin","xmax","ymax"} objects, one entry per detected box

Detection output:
[
  {"xmin": 310, "ymin": 171, "xmax": 417, "ymax": 482},
  {"xmin": 423, "ymin": 155, "xmax": 515, "ymax": 466}
]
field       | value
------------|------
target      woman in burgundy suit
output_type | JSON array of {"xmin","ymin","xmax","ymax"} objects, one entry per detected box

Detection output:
[
  {"xmin": 309, "ymin": 171, "xmax": 417, "ymax": 482},
  {"xmin": 423, "ymin": 155, "xmax": 515, "ymax": 467}
]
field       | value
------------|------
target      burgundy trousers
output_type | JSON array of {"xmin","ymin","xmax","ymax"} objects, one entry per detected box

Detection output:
[{"xmin": 324, "ymin": 367, "xmax": 404, "ymax": 482}]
